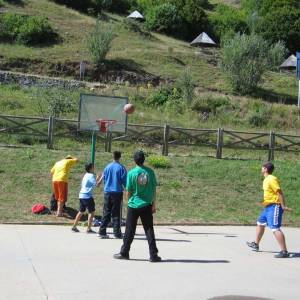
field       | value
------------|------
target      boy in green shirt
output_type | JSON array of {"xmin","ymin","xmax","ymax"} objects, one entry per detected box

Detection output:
[{"xmin": 114, "ymin": 150, "xmax": 161, "ymax": 262}]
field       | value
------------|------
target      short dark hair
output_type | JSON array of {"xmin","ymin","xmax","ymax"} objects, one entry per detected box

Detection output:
[
  {"xmin": 85, "ymin": 162, "xmax": 94, "ymax": 172},
  {"xmin": 263, "ymin": 162, "xmax": 274, "ymax": 174},
  {"xmin": 113, "ymin": 151, "xmax": 121, "ymax": 160},
  {"xmin": 134, "ymin": 150, "xmax": 145, "ymax": 166}
]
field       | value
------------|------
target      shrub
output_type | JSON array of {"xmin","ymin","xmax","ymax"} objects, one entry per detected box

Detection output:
[
  {"xmin": 17, "ymin": 16, "xmax": 57, "ymax": 45},
  {"xmin": 136, "ymin": 0, "xmax": 161, "ymax": 12},
  {"xmin": 146, "ymin": 86, "xmax": 174, "ymax": 106},
  {"xmin": 87, "ymin": 19, "xmax": 114, "ymax": 66},
  {"xmin": 0, "ymin": 13, "xmax": 24, "ymax": 41},
  {"xmin": 50, "ymin": 0, "xmax": 94, "ymax": 12},
  {"xmin": 180, "ymin": 0, "xmax": 209, "ymax": 38},
  {"xmin": 147, "ymin": 86, "xmax": 182, "ymax": 107},
  {"xmin": 268, "ymin": 41, "xmax": 287, "ymax": 71},
  {"xmin": 191, "ymin": 96, "xmax": 231, "ymax": 115},
  {"xmin": 145, "ymin": 3, "xmax": 183, "ymax": 36},
  {"xmin": 220, "ymin": 33, "xmax": 284, "ymax": 94},
  {"xmin": 247, "ymin": 109, "xmax": 269, "ymax": 127},
  {"xmin": 148, "ymin": 155, "xmax": 170, "ymax": 168},
  {"xmin": 51, "ymin": 0, "xmax": 134, "ymax": 14},
  {"xmin": 0, "ymin": 0, "xmax": 4, "ymax": 7},
  {"xmin": 176, "ymin": 67, "xmax": 195, "ymax": 105},
  {"xmin": 0, "ymin": 13, "xmax": 58, "ymax": 45},
  {"xmin": 209, "ymin": 4, "xmax": 248, "ymax": 40},
  {"xmin": 242, "ymin": 0, "xmax": 300, "ymax": 52},
  {"xmin": 258, "ymin": 7, "xmax": 300, "ymax": 52}
]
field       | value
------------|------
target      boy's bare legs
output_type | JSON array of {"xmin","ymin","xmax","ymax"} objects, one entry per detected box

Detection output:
[
  {"xmin": 87, "ymin": 212, "xmax": 95, "ymax": 231},
  {"xmin": 255, "ymin": 225, "xmax": 265, "ymax": 245},
  {"xmin": 273, "ymin": 229, "xmax": 287, "ymax": 251},
  {"xmin": 56, "ymin": 201, "xmax": 64, "ymax": 217},
  {"xmin": 73, "ymin": 212, "xmax": 83, "ymax": 228}
]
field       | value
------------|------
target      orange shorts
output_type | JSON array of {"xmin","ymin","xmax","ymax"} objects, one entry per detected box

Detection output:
[{"xmin": 52, "ymin": 181, "xmax": 68, "ymax": 203}]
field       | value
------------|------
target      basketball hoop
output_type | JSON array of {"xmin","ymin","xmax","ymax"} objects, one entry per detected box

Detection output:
[{"xmin": 96, "ymin": 119, "xmax": 117, "ymax": 133}]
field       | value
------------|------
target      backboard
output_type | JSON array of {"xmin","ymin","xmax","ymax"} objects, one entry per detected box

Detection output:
[{"xmin": 78, "ymin": 94, "xmax": 128, "ymax": 133}]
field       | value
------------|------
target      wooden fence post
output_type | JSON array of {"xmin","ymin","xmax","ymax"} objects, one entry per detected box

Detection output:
[
  {"xmin": 47, "ymin": 116, "xmax": 54, "ymax": 149},
  {"xmin": 216, "ymin": 128, "xmax": 223, "ymax": 159},
  {"xmin": 268, "ymin": 131, "xmax": 275, "ymax": 161},
  {"xmin": 162, "ymin": 124, "xmax": 170, "ymax": 156}
]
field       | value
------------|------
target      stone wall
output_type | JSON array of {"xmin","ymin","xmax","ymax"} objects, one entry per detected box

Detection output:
[{"xmin": 0, "ymin": 70, "xmax": 86, "ymax": 89}]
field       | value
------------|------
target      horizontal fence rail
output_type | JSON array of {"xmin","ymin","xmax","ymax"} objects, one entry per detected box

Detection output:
[{"xmin": 1, "ymin": 114, "xmax": 300, "ymax": 160}]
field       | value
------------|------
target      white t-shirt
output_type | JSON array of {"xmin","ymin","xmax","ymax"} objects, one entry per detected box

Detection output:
[{"xmin": 79, "ymin": 173, "xmax": 97, "ymax": 199}]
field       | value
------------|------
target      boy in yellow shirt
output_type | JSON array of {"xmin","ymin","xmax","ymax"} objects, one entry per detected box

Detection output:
[
  {"xmin": 51, "ymin": 155, "xmax": 78, "ymax": 217},
  {"xmin": 247, "ymin": 162, "xmax": 291, "ymax": 258}
]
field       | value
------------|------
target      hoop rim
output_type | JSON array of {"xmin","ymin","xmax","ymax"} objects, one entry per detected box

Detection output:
[{"xmin": 96, "ymin": 119, "xmax": 117, "ymax": 133}]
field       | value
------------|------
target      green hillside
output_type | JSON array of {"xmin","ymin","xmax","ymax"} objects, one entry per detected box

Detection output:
[
  {"xmin": 0, "ymin": 0, "xmax": 299, "ymax": 133},
  {"xmin": 0, "ymin": 0, "xmax": 296, "ymax": 97}
]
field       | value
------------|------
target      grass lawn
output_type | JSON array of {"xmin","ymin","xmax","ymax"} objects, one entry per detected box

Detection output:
[{"xmin": 0, "ymin": 145, "xmax": 299, "ymax": 226}]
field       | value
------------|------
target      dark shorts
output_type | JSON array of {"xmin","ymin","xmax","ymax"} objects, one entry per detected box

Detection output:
[{"xmin": 79, "ymin": 197, "xmax": 95, "ymax": 213}]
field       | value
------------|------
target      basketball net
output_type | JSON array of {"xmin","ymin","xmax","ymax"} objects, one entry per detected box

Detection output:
[{"xmin": 96, "ymin": 119, "xmax": 117, "ymax": 133}]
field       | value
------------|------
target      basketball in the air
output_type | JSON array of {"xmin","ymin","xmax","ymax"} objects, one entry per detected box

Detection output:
[{"xmin": 124, "ymin": 103, "xmax": 135, "ymax": 114}]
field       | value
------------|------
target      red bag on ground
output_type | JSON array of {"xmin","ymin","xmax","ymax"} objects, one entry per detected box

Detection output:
[{"xmin": 31, "ymin": 203, "xmax": 46, "ymax": 214}]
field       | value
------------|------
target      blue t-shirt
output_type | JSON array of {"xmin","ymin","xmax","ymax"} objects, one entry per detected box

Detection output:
[
  {"xmin": 79, "ymin": 173, "xmax": 97, "ymax": 199},
  {"xmin": 103, "ymin": 161, "xmax": 127, "ymax": 193}
]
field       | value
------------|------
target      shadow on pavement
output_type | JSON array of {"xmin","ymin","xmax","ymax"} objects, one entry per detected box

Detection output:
[
  {"xmin": 163, "ymin": 259, "xmax": 230, "ymax": 263},
  {"xmin": 169, "ymin": 228, "xmax": 237, "ymax": 237},
  {"xmin": 129, "ymin": 258, "xmax": 230, "ymax": 263},
  {"xmin": 208, "ymin": 296, "xmax": 274, "ymax": 300},
  {"xmin": 257, "ymin": 250, "xmax": 300, "ymax": 258},
  {"xmin": 134, "ymin": 237, "xmax": 191, "ymax": 243}
]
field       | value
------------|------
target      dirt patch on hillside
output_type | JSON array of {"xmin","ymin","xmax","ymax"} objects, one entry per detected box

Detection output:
[{"xmin": 0, "ymin": 57, "xmax": 169, "ymax": 86}]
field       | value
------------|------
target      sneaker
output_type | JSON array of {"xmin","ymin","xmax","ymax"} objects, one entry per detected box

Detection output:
[
  {"xmin": 86, "ymin": 229, "xmax": 96, "ymax": 234},
  {"xmin": 71, "ymin": 226, "xmax": 79, "ymax": 233},
  {"xmin": 113, "ymin": 253, "xmax": 129, "ymax": 260},
  {"xmin": 149, "ymin": 255, "xmax": 162, "ymax": 262},
  {"xmin": 247, "ymin": 241, "xmax": 259, "ymax": 251},
  {"xmin": 274, "ymin": 251, "xmax": 290, "ymax": 258},
  {"xmin": 99, "ymin": 234, "xmax": 109, "ymax": 239}
]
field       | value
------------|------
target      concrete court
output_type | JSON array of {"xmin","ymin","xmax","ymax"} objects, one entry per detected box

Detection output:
[{"xmin": 0, "ymin": 225, "xmax": 299, "ymax": 300}]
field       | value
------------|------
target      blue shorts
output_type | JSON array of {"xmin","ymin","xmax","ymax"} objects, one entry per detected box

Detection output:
[
  {"xmin": 257, "ymin": 204, "xmax": 283, "ymax": 230},
  {"xmin": 79, "ymin": 197, "xmax": 95, "ymax": 213}
]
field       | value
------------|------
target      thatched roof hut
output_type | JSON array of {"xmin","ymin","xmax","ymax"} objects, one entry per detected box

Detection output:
[{"xmin": 190, "ymin": 32, "xmax": 217, "ymax": 47}]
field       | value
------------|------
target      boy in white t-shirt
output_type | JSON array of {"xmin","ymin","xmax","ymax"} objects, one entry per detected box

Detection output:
[{"xmin": 71, "ymin": 163, "xmax": 101, "ymax": 233}]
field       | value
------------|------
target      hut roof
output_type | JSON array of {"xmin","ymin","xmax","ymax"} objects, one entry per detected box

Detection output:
[
  {"xmin": 127, "ymin": 10, "xmax": 144, "ymax": 19},
  {"xmin": 190, "ymin": 32, "xmax": 217, "ymax": 47},
  {"xmin": 280, "ymin": 54, "xmax": 296, "ymax": 69}
]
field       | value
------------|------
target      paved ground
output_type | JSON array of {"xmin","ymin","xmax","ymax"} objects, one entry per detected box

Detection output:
[{"xmin": 0, "ymin": 225, "xmax": 299, "ymax": 300}]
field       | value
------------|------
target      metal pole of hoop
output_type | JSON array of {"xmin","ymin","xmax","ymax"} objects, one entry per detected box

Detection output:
[{"xmin": 91, "ymin": 131, "xmax": 96, "ymax": 165}]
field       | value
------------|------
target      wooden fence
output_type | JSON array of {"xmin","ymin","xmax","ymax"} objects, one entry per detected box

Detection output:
[{"xmin": 1, "ymin": 114, "xmax": 300, "ymax": 160}]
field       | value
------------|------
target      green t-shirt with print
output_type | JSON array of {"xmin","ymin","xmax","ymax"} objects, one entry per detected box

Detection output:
[{"xmin": 126, "ymin": 165, "xmax": 157, "ymax": 209}]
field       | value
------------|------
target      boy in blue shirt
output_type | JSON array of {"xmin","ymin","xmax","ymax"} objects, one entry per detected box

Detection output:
[
  {"xmin": 72, "ymin": 163, "xmax": 101, "ymax": 233},
  {"xmin": 98, "ymin": 151, "xmax": 127, "ymax": 238}
]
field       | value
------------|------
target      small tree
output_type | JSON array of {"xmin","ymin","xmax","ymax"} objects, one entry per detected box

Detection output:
[
  {"xmin": 87, "ymin": 19, "xmax": 114, "ymax": 66},
  {"xmin": 209, "ymin": 4, "xmax": 248, "ymax": 39},
  {"xmin": 176, "ymin": 67, "xmax": 195, "ymax": 105},
  {"xmin": 268, "ymin": 41, "xmax": 287, "ymax": 71},
  {"xmin": 221, "ymin": 33, "xmax": 284, "ymax": 94},
  {"xmin": 145, "ymin": 3, "xmax": 183, "ymax": 35}
]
